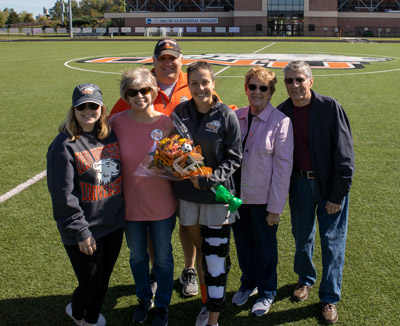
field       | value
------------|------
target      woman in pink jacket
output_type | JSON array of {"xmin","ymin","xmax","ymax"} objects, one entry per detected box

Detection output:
[{"xmin": 231, "ymin": 66, "xmax": 294, "ymax": 318}]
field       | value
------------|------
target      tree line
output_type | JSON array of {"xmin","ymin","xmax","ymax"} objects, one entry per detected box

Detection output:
[{"xmin": 0, "ymin": 0, "xmax": 124, "ymax": 28}]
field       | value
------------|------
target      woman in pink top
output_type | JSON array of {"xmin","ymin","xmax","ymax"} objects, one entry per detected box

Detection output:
[
  {"xmin": 231, "ymin": 67, "xmax": 293, "ymax": 317},
  {"xmin": 109, "ymin": 68, "xmax": 177, "ymax": 326}
]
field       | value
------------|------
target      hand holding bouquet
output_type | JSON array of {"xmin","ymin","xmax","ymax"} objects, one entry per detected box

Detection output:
[{"xmin": 151, "ymin": 134, "xmax": 212, "ymax": 181}]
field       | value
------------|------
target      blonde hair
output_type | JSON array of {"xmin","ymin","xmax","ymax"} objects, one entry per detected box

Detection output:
[
  {"xmin": 58, "ymin": 104, "xmax": 111, "ymax": 141},
  {"xmin": 120, "ymin": 67, "xmax": 158, "ymax": 103},
  {"xmin": 244, "ymin": 66, "xmax": 277, "ymax": 95}
]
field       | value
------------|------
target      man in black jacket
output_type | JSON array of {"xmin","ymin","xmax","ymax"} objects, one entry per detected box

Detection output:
[{"xmin": 278, "ymin": 61, "xmax": 355, "ymax": 325}]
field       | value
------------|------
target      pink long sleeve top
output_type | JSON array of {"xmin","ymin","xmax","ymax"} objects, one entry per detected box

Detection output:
[
  {"xmin": 235, "ymin": 103, "xmax": 294, "ymax": 214},
  {"xmin": 110, "ymin": 111, "xmax": 177, "ymax": 221}
]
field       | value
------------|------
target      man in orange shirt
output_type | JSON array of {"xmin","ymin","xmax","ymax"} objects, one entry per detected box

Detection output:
[{"xmin": 109, "ymin": 38, "xmax": 191, "ymax": 118}]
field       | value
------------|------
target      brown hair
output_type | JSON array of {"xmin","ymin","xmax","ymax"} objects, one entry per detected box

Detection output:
[{"xmin": 187, "ymin": 61, "xmax": 215, "ymax": 83}]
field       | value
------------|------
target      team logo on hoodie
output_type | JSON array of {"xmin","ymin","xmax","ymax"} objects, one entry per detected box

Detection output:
[{"xmin": 205, "ymin": 120, "xmax": 222, "ymax": 133}]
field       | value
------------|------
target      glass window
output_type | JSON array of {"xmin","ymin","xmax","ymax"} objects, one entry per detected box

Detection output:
[{"xmin": 267, "ymin": 0, "xmax": 304, "ymax": 36}]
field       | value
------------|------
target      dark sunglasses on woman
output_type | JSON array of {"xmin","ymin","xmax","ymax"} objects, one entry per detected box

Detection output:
[
  {"xmin": 126, "ymin": 87, "xmax": 152, "ymax": 97},
  {"xmin": 75, "ymin": 102, "xmax": 101, "ymax": 111},
  {"xmin": 248, "ymin": 84, "xmax": 269, "ymax": 92}
]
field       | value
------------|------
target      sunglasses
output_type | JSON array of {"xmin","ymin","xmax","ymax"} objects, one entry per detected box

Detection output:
[
  {"xmin": 284, "ymin": 77, "xmax": 307, "ymax": 84},
  {"xmin": 248, "ymin": 84, "xmax": 269, "ymax": 92},
  {"xmin": 75, "ymin": 102, "xmax": 101, "ymax": 111},
  {"xmin": 126, "ymin": 87, "xmax": 152, "ymax": 97}
]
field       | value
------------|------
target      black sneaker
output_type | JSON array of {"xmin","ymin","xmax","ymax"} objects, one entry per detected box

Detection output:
[
  {"xmin": 150, "ymin": 269, "xmax": 157, "ymax": 295},
  {"xmin": 133, "ymin": 298, "xmax": 154, "ymax": 324},
  {"xmin": 179, "ymin": 268, "xmax": 198, "ymax": 296},
  {"xmin": 152, "ymin": 307, "xmax": 168, "ymax": 326}
]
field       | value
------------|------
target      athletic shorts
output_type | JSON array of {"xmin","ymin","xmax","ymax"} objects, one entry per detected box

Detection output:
[{"xmin": 178, "ymin": 199, "xmax": 237, "ymax": 226}]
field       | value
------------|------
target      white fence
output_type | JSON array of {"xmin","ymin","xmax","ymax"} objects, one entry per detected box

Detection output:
[{"xmin": 0, "ymin": 26, "xmax": 240, "ymax": 37}]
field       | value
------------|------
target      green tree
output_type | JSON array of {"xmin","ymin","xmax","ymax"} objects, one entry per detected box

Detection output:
[
  {"xmin": 48, "ymin": 1, "xmax": 61, "ymax": 20},
  {"xmin": 79, "ymin": 0, "xmax": 124, "ymax": 16},
  {"xmin": 105, "ymin": 0, "xmax": 125, "ymax": 13},
  {"xmin": 20, "ymin": 11, "xmax": 35, "ymax": 23},
  {"xmin": 6, "ymin": 9, "xmax": 21, "ymax": 25},
  {"xmin": 38, "ymin": 15, "xmax": 48, "ymax": 24},
  {"xmin": 0, "ymin": 10, "xmax": 9, "ymax": 27},
  {"xmin": 79, "ymin": 0, "xmax": 103, "ymax": 16},
  {"xmin": 49, "ymin": 0, "xmax": 79, "ymax": 19}
]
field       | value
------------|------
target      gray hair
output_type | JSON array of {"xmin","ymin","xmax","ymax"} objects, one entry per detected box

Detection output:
[
  {"xmin": 120, "ymin": 67, "xmax": 158, "ymax": 102},
  {"xmin": 283, "ymin": 61, "xmax": 313, "ymax": 79}
]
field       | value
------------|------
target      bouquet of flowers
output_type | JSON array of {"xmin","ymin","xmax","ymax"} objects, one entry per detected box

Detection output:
[
  {"xmin": 134, "ymin": 112, "xmax": 212, "ymax": 181},
  {"xmin": 149, "ymin": 133, "xmax": 213, "ymax": 181},
  {"xmin": 134, "ymin": 112, "xmax": 242, "ymax": 213}
]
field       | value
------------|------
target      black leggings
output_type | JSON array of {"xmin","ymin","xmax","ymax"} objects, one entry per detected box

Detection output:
[{"xmin": 64, "ymin": 227, "xmax": 124, "ymax": 324}]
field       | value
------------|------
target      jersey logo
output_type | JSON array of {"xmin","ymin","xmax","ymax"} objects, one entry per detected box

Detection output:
[{"xmin": 206, "ymin": 120, "xmax": 222, "ymax": 133}]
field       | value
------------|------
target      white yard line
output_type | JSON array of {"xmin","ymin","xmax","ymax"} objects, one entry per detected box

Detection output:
[
  {"xmin": 215, "ymin": 66, "xmax": 230, "ymax": 75},
  {"xmin": 0, "ymin": 170, "xmax": 47, "ymax": 204},
  {"xmin": 253, "ymin": 42, "xmax": 276, "ymax": 54},
  {"xmin": 214, "ymin": 42, "xmax": 276, "ymax": 76}
]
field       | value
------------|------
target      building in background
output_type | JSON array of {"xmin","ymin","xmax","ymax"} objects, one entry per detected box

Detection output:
[{"xmin": 104, "ymin": 0, "xmax": 400, "ymax": 37}]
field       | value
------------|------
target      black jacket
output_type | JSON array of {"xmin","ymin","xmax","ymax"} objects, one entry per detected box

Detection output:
[
  {"xmin": 173, "ymin": 97, "xmax": 242, "ymax": 204},
  {"xmin": 278, "ymin": 90, "xmax": 355, "ymax": 204},
  {"xmin": 47, "ymin": 131, "xmax": 125, "ymax": 245}
]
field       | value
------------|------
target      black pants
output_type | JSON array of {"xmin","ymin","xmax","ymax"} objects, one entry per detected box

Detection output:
[{"xmin": 64, "ymin": 227, "xmax": 124, "ymax": 323}]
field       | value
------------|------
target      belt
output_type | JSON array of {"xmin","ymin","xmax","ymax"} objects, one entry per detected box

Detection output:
[{"xmin": 294, "ymin": 169, "xmax": 315, "ymax": 179}]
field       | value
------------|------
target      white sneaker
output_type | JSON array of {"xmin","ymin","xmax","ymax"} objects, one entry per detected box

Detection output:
[
  {"xmin": 81, "ymin": 312, "xmax": 106, "ymax": 326},
  {"xmin": 65, "ymin": 303, "xmax": 85, "ymax": 326},
  {"xmin": 251, "ymin": 297, "xmax": 273, "ymax": 317},
  {"xmin": 195, "ymin": 306, "xmax": 209, "ymax": 326},
  {"xmin": 96, "ymin": 313, "xmax": 106, "ymax": 326},
  {"xmin": 232, "ymin": 287, "xmax": 258, "ymax": 306}
]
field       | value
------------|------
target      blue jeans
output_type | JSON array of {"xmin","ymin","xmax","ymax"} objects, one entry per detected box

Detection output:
[
  {"xmin": 232, "ymin": 204, "xmax": 277, "ymax": 299},
  {"xmin": 289, "ymin": 172, "xmax": 349, "ymax": 304},
  {"xmin": 125, "ymin": 214, "xmax": 176, "ymax": 308}
]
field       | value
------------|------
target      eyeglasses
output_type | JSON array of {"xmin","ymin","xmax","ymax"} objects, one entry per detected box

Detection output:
[
  {"xmin": 75, "ymin": 102, "xmax": 101, "ymax": 111},
  {"xmin": 126, "ymin": 87, "xmax": 152, "ymax": 97},
  {"xmin": 284, "ymin": 77, "xmax": 307, "ymax": 84},
  {"xmin": 248, "ymin": 84, "xmax": 269, "ymax": 92}
]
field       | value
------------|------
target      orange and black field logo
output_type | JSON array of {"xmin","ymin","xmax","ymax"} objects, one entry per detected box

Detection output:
[{"xmin": 81, "ymin": 53, "xmax": 391, "ymax": 69}]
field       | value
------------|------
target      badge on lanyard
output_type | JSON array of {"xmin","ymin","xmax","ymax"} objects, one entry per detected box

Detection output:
[{"xmin": 151, "ymin": 129, "xmax": 163, "ymax": 141}]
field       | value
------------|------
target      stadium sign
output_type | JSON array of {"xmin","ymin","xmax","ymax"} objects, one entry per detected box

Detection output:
[
  {"xmin": 82, "ymin": 53, "xmax": 391, "ymax": 69},
  {"xmin": 146, "ymin": 18, "xmax": 218, "ymax": 24}
]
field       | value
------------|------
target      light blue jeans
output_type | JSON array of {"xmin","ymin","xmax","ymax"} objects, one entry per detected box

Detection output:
[
  {"xmin": 125, "ymin": 214, "xmax": 176, "ymax": 308},
  {"xmin": 289, "ymin": 172, "xmax": 349, "ymax": 304}
]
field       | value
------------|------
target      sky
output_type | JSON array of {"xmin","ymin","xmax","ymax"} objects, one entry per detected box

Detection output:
[{"xmin": 0, "ymin": 1, "xmax": 76, "ymax": 17}]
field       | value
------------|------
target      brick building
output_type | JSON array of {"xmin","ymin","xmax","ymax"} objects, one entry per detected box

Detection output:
[{"xmin": 104, "ymin": 0, "xmax": 400, "ymax": 37}]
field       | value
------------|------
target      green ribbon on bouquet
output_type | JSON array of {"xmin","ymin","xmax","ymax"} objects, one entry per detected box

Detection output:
[{"xmin": 214, "ymin": 185, "xmax": 242, "ymax": 212}]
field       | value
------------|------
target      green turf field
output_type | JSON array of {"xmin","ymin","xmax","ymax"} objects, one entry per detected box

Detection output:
[{"xmin": 0, "ymin": 39, "xmax": 399, "ymax": 325}]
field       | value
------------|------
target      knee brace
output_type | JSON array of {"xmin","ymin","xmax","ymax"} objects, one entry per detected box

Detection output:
[{"xmin": 201, "ymin": 225, "xmax": 232, "ymax": 312}]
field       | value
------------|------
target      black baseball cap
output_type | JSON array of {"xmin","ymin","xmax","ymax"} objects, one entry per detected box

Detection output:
[
  {"xmin": 72, "ymin": 83, "xmax": 103, "ymax": 107},
  {"xmin": 154, "ymin": 38, "xmax": 182, "ymax": 59}
]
